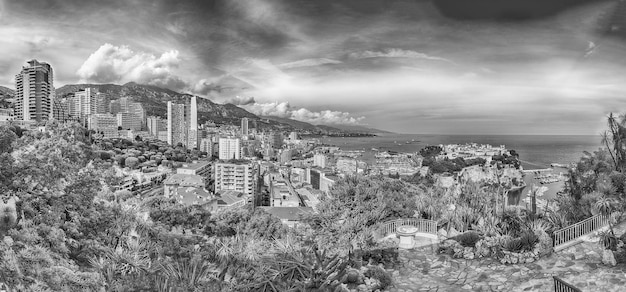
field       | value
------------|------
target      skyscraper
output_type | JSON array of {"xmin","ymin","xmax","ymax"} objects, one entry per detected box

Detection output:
[
  {"xmin": 167, "ymin": 101, "xmax": 186, "ymax": 146},
  {"xmin": 241, "ymin": 117, "xmax": 249, "ymax": 136},
  {"xmin": 187, "ymin": 96, "xmax": 199, "ymax": 149},
  {"xmin": 14, "ymin": 60, "xmax": 54, "ymax": 122}
]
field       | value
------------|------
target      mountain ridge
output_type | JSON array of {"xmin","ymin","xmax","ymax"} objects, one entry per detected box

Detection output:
[{"xmin": 55, "ymin": 83, "xmax": 367, "ymax": 135}]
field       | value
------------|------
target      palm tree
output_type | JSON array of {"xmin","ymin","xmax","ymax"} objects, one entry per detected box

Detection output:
[{"xmin": 594, "ymin": 196, "xmax": 618, "ymax": 237}]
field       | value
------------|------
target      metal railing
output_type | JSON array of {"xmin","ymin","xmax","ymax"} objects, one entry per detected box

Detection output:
[
  {"xmin": 553, "ymin": 214, "xmax": 608, "ymax": 247},
  {"xmin": 553, "ymin": 276, "xmax": 582, "ymax": 292},
  {"xmin": 378, "ymin": 218, "xmax": 437, "ymax": 238}
]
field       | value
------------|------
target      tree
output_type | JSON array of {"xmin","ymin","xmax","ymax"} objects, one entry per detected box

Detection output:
[
  {"xmin": 0, "ymin": 126, "xmax": 17, "ymax": 153},
  {"xmin": 419, "ymin": 145, "xmax": 442, "ymax": 158},
  {"xmin": 125, "ymin": 157, "xmax": 139, "ymax": 169}
]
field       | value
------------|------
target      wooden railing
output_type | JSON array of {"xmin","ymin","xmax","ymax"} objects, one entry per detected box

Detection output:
[
  {"xmin": 553, "ymin": 214, "xmax": 608, "ymax": 247},
  {"xmin": 553, "ymin": 276, "xmax": 582, "ymax": 292},
  {"xmin": 378, "ymin": 218, "xmax": 437, "ymax": 238}
]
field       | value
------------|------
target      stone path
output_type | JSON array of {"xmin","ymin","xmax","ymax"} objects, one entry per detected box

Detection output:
[{"xmin": 385, "ymin": 223, "xmax": 626, "ymax": 291}]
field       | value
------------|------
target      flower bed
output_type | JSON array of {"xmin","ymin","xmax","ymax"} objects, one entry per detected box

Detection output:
[{"xmin": 438, "ymin": 230, "xmax": 553, "ymax": 264}]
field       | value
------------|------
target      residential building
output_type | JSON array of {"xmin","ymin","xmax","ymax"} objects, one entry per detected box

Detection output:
[
  {"xmin": 163, "ymin": 174, "xmax": 205, "ymax": 198},
  {"xmin": 14, "ymin": 60, "xmax": 53, "ymax": 122},
  {"xmin": 95, "ymin": 92, "xmax": 110, "ymax": 114},
  {"xmin": 267, "ymin": 132, "xmax": 283, "ymax": 149},
  {"xmin": 110, "ymin": 97, "xmax": 145, "ymax": 128},
  {"xmin": 167, "ymin": 102, "xmax": 186, "ymax": 146},
  {"xmin": 289, "ymin": 132, "xmax": 298, "ymax": 140},
  {"xmin": 187, "ymin": 96, "xmax": 198, "ymax": 149},
  {"xmin": 52, "ymin": 97, "xmax": 75, "ymax": 122},
  {"xmin": 88, "ymin": 114, "xmax": 117, "ymax": 131},
  {"xmin": 313, "ymin": 154, "xmax": 328, "ymax": 168},
  {"xmin": 176, "ymin": 161, "xmax": 212, "ymax": 177},
  {"xmin": 147, "ymin": 116, "xmax": 166, "ymax": 137},
  {"xmin": 200, "ymin": 138, "xmax": 216, "ymax": 157},
  {"xmin": 241, "ymin": 117, "xmax": 249, "ymax": 136},
  {"xmin": 214, "ymin": 161, "xmax": 257, "ymax": 196},
  {"xmin": 117, "ymin": 112, "xmax": 142, "ymax": 131},
  {"xmin": 218, "ymin": 138, "xmax": 242, "ymax": 160},
  {"xmin": 70, "ymin": 88, "xmax": 98, "ymax": 121}
]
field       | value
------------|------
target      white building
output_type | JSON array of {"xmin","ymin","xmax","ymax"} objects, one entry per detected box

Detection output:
[
  {"xmin": 219, "ymin": 138, "xmax": 242, "ymax": 160},
  {"xmin": 187, "ymin": 96, "xmax": 199, "ymax": 149},
  {"xmin": 214, "ymin": 162, "xmax": 257, "ymax": 196},
  {"xmin": 313, "ymin": 154, "xmax": 328, "ymax": 168},
  {"xmin": 88, "ymin": 113, "xmax": 117, "ymax": 130}
]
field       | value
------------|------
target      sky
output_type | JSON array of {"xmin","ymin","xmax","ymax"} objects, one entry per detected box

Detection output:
[{"xmin": 1, "ymin": 0, "xmax": 626, "ymax": 134}]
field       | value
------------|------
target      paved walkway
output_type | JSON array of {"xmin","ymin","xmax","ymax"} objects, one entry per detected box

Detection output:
[{"xmin": 385, "ymin": 223, "xmax": 626, "ymax": 291}]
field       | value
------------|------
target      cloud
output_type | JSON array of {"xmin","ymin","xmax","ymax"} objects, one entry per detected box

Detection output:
[
  {"xmin": 224, "ymin": 96, "xmax": 256, "ymax": 105},
  {"xmin": 278, "ymin": 58, "xmax": 342, "ymax": 69},
  {"xmin": 242, "ymin": 101, "xmax": 364, "ymax": 125},
  {"xmin": 76, "ymin": 43, "xmax": 186, "ymax": 90},
  {"xmin": 348, "ymin": 48, "xmax": 456, "ymax": 64}
]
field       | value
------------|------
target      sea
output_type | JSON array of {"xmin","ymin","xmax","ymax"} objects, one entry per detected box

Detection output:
[
  {"xmin": 320, "ymin": 134, "xmax": 601, "ymax": 170},
  {"xmin": 319, "ymin": 134, "xmax": 603, "ymax": 205}
]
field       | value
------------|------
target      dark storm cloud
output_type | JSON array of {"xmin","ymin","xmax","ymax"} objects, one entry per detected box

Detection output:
[{"xmin": 432, "ymin": 0, "xmax": 606, "ymax": 20}]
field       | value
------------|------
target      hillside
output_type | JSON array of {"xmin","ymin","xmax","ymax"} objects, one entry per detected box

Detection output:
[
  {"xmin": 55, "ymin": 83, "xmax": 257, "ymax": 125},
  {"xmin": 0, "ymin": 85, "xmax": 14, "ymax": 98},
  {"xmin": 54, "ymin": 83, "xmax": 359, "ymax": 134},
  {"xmin": 0, "ymin": 86, "xmax": 14, "ymax": 108},
  {"xmin": 328, "ymin": 124, "xmax": 392, "ymax": 134}
]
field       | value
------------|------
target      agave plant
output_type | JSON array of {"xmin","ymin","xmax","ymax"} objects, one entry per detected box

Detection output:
[{"xmin": 154, "ymin": 257, "xmax": 220, "ymax": 291}]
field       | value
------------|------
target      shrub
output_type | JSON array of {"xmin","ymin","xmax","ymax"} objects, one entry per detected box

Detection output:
[
  {"xmin": 519, "ymin": 232, "xmax": 538, "ymax": 252},
  {"xmin": 365, "ymin": 266, "xmax": 392, "ymax": 290},
  {"xmin": 455, "ymin": 231, "xmax": 481, "ymax": 247},
  {"xmin": 503, "ymin": 238, "xmax": 523, "ymax": 252},
  {"xmin": 597, "ymin": 230, "xmax": 618, "ymax": 251},
  {"xmin": 361, "ymin": 248, "xmax": 398, "ymax": 266}
]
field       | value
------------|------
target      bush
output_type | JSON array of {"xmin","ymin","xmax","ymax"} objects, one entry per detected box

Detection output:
[
  {"xmin": 503, "ymin": 238, "xmax": 523, "ymax": 252},
  {"xmin": 361, "ymin": 248, "xmax": 398, "ymax": 266},
  {"xmin": 502, "ymin": 232, "xmax": 538, "ymax": 252},
  {"xmin": 454, "ymin": 232, "xmax": 481, "ymax": 247},
  {"xmin": 365, "ymin": 266, "xmax": 392, "ymax": 290},
  {"xmin": 519, "ymin": 232, "xmax": 538, "ymax": 252},
  {"xmin": 597, "ymin": 230, "xmax": 618, "ymax": 251}
]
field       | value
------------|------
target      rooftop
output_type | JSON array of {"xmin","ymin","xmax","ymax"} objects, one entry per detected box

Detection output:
[
  {"xmin": 178, "ymin": 161, "xmax": 211, "ymax": 170},
  {"xmin": 260, "ymin": 206, "xmax": 314, "ymax": 221},
  {"xmin": 164, "ymin": 174, "xmax": 204, "ymax": 186},
  {"xmin": 216, "ymin": 190, "xmax": 247, "ymax": 206},
  {"xmin": 177, "ymin": 187, "xmax": 212, "ymax": 206}
]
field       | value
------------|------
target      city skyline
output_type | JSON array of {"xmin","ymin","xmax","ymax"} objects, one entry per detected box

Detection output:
[{"xmin": 1, "ymin": 1, "xmax": 626, "ymax": 134}]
